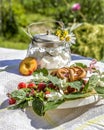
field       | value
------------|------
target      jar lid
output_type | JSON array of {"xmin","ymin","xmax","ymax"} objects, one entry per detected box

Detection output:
[{"xmin": 32, "ymin": 31, "xmax": 64, "ymax": 47}]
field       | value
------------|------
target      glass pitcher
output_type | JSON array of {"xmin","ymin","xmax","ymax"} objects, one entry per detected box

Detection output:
[{"xmin": 26, "ymin": 21, "xmax": 71, "ymax": 69}]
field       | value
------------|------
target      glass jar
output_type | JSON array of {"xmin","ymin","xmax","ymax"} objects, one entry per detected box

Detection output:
[{"xmin": 26, "ymin": 22, "xmax": 71, "ymax": 69}]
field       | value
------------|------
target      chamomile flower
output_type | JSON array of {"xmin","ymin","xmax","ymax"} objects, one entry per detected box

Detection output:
[
  {"xmin": 67, "ymin": 32, "xmax": 76, "ymax": 45},
  {"xmin": 65, "ymin": 35, "xmax": 70, "ymax": 42}
]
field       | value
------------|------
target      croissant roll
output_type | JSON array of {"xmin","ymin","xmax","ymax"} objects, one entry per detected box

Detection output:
[
  {"xmin": 57, "ymin": 68, "xmax": 69, "ymax": 79},
  {"xmin": 50, "ymin": 70, "xmax": 58, "ymax": 76},
  {"xmin": 73, "ymin": 66, "xmax": 87, "ymax": 81},
  {"xmin": 67, "ymin": 67, "xmax": 75, "ymax": 71},
  {"xmin": 50, "ymin": 66, "xmax": 87, "ymax": 82},
  {"xmin": 75, "ymin": 66, "xmax": 86, "ymax": 78},
  {"xmin": 68, "ymin": 68, "xmax": 75, "ymax": 81}
]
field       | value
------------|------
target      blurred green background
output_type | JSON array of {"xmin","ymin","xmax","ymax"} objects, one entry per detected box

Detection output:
[{"xmin": 0, "ymin": 0, "xmax": 104, "ymax": 60}]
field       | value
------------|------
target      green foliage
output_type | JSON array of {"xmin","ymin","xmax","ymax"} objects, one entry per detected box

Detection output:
[
  {"xmin": 0, "ymin": 37, "xmax": 28, "ymax": 50},
  {"xmin": 1, "ymin": 3, "xmax": 18, "ymax": 37},
  {"xmin": 71, "ymin": 23, "xmax": 104, "ymax": 60},
  {"xmin": 12, "ymin": 1, "xmax": 27, "ymax": 27},
  {"xmin": 71, "ymin": 62, "xmax": 87, "ymax": 68},
  {"xmin": 33, "ymin": 68, "xmax": 49, "ymax": 76},
  {"xmin": 95, "ymin": 87, "xmax": 104, "ymax": 95},
  {"xmin": 32, "ymin": 97, "xmax": 44, "ymax": 116},
  {"xmin": 55, "ymin": 0, "xmax": 104, "ymax": 26},
  {"xmin": 15, "ymin": 27, "xmax": 30, "ymax": 43},
  {"xmin": 83, "ymin": 75, "xmax": 99, "ymax": 92},
  {"xmin": 68, "ymin": 81, "xmax": 83, "ymax": 91},
  {"xmin": 21, "ymin": 0, "xmax": 61, "ymax": 16},
  {"xmin": 63, "ymin": 92, "xmax": 93, "ymax": 100},
  {"xmin": 44, "ymin": 99, "xmax": 64, "ymax": 112},
  {"xmin": 11, "ymin": 89, "xmax": 27, "ymax": 100},
  {"xmin": 9, "ymin": 99, "xmax": 28, "ymax": 109}
]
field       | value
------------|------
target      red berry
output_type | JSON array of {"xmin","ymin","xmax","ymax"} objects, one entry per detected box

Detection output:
[
  {"xmin": 8, "ymin": 98, "xmax": 16, "ymax": 105},
  {"xmin": 48, "ymin": 83, "xmax": 55, "ymax": 89},
  {"xmin": 38, "ymin": 82, "xmax": 46, "ymax": 91},
  {"xmin": 27, "ymin": 83, "xmax": 36, "ymax": 88},
  {"xmin": 67, "ymin": 86, "xmax": 76, "ymax": 93},
  {"xmin": 18, "ymin": 82, "xmax": 27, "ymax": 89},
  {"xmin": 45, "ymin": 90, "xmax": 50, "ymax": 95}
]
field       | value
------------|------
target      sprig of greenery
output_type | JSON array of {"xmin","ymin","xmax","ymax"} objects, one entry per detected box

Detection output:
[{"xmin": 33, "ymin": 68, "xmax": 48, "ymax": 76}]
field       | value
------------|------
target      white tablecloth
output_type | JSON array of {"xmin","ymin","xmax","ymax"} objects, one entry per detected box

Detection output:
[{"xmin": 0, "ymin": 47, "xmax": 104, "ymax": 130}]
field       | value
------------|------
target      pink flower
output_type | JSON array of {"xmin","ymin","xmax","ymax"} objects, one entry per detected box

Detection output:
[{"xmin": 72, "ymin": 3, "xmax": 81, "ymax": 11}]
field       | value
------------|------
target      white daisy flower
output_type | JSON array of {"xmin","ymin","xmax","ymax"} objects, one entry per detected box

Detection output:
[{"xmin": 66, "ymin": 32, "xmax": 76, "ymax": 45}]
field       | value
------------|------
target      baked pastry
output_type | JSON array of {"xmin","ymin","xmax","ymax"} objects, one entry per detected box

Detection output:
[{"xmin": 51, "ymin": 66, "xmax": 87, "ymax": 82}]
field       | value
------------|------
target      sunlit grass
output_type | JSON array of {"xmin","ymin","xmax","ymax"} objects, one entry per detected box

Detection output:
[{"xmin": 0, "ymin": 38, "xmax": 28, "ymax": 50}]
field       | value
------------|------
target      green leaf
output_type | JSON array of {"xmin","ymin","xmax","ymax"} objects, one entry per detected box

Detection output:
[
  {"xmin": 68, "ymin": 81, "xmax": 83, "ymax": 91},
  {"xmin": 95, "ymin": 86, "xmax": 104, "ymax": 94},
  {"xmin": 47, "ymin": 75, "xmax": 61, "ymax": 86},
  {"xmin": 100, "ymin": 77, "xmax": 104, "ymax": 82},
  {"xmin": 82, "ymin": 81, "xmax": 89, "ymax": 92},
  {"xmin": 88, "ymin": 75, "xmax": 99, "ymax": 88},
  {"xmin": 8, "ymin": 99, "xmax": 28, "ymax": 109},
  {"xmin": 44, "ymin": 100, "xmax": 64, "ymax": 112},
  {"xmin": 32, "ymin": 97, "xmax": 44, "ymax": 116},
  {"xmin": 33, "ymin": 68, "xmax": 48, "ymax": 76},
  {"xmin": 17, "ymin": 100, "xmax": 28, "ymax": 109},
  {"xmin": 71, "ymin": 63, "xmax": 87, "ymax": 68},
  {"xmin": 32, "ymin": 73, "xmax": 49, "ymax": 83},
  {"xmin": 83, "ymin": 75, "xmax": 99, "ymax": 92},
  {"xmin": 63, "ymin": 92, "xmax": 93, "ymax": 100},
  {"xmin": 11, "ymin": 89, "xmax": 27, "ymax": 100}
]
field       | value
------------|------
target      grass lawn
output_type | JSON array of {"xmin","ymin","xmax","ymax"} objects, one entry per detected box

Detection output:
[{"xmin": 0, "ymin": 37, "xmax": 29, "ymax": 50}]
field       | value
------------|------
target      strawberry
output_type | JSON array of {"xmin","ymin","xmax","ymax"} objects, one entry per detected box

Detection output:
[
  {"xmin": 18, "ymin": 82, "xmax": 27, "ymax": 89},
  {"xmin": 38, "ymin": 82, "xmax": 46, "ymax": 91},
  {"xmin": 27, "ymin": 83, "xmax": 36, "ymax": 88},
  {"xmin": 8, "ymin": 98, "xmax": 16, "ymax": 105}
]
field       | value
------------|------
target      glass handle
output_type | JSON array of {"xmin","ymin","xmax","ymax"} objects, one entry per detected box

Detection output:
[{"xmin": 26, "ymin": 20, "xmax": 65, "ymax": 38}]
